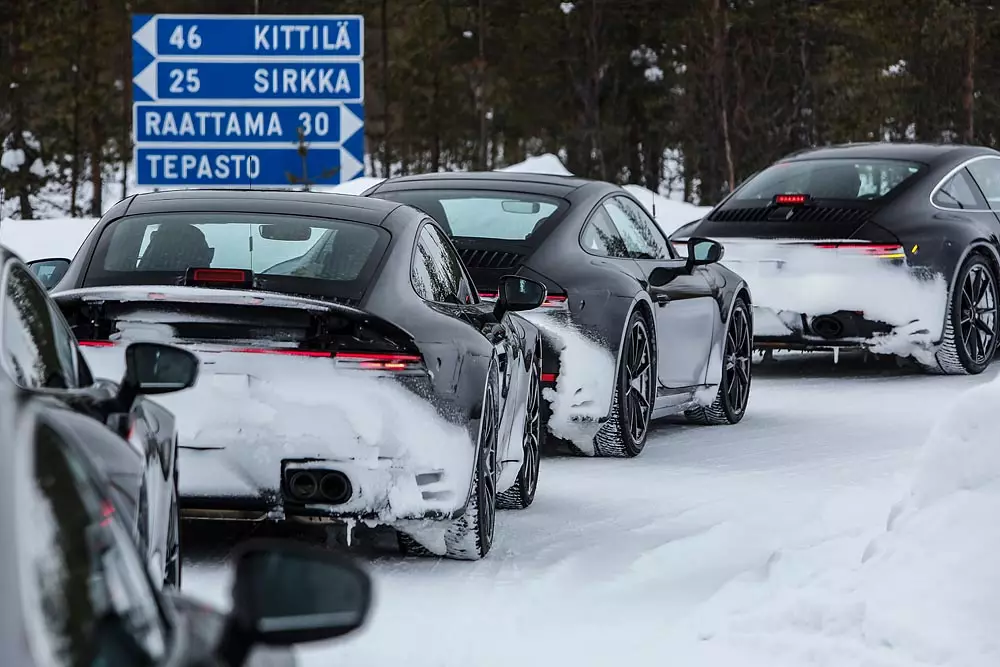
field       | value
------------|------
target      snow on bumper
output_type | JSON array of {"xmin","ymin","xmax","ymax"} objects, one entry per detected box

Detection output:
[
  {"xmin": 81, "ymin": 346, "xmax": 476, "ymax": 524},
  {"xmin": 523, "ymin": 310, "xmax": 616, "ymax": 455},
  {"xmin": 720, "ymin": 242, "xmax": 948, "ymax": 356}
]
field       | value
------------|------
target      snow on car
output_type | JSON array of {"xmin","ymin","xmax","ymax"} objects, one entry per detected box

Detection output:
[{"xmin": 39, "ymin": 188, "xmax": 549, "ymax": 560}]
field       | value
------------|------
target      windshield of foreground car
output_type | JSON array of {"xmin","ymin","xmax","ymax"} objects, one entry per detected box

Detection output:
[
  {"xmin": 374, "ymin": 189, "xmax": 567, "ymax": 241},
  {"xmin": 734, "ymin": 158, "xmax": 925, "ymax": 201},
  {"xmin": 82, "ymin": 212, "xmax": 390, "ymax": 302}
]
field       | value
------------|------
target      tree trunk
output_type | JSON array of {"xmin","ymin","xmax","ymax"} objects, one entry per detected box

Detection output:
[
  {"xmin": 963, "ymin": 12, "xmax": 975, "ymax": 143},
  {"xmin": 380, "ymin": 0, "xmax": 392, "ymax": 177},
  {"xmin": 711, "ymin": 0, "xmax": 735, "ymax": 192}
]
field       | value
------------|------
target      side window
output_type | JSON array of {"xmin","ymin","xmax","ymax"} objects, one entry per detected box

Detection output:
[
  {"xmin": 424, "ymin": 224, "xmax": 478, "ymax": 303},
  {"xmin": 933, "ymin": 169, "xmax": 986, "ymax": 209},
  {"xmin": 580, "ymin": 207, "xmax": 630, "ymax": 258},
  {"xmin": 602, "ymin": 196, "xmax": 671, "ymax": 260},
  {"xmin": 966, "ymin": 159, "xmax": 1000, "ymax": 210},
  {"xmin": 2, "ymin": 263, "xmax": 78, "ymax": 389},
  {"xmin": 19, "ymin": 423, "xmax": 169, "ymax": 667},
  {"xmin": 411, "ymin": 225, "xmax": 463, "ymax": 304}
]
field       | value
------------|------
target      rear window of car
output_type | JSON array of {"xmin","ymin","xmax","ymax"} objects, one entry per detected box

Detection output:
[
  {"xmin": 373, "ymin": 189, "xmax": 568, "ymax": 241},
  {"xmin": 83, "ymin": 212, "xmax": 391, "ymax": 302},
  {"xmin": 734, "ymin": 158, "xmax": 925, "ymax": 201}
]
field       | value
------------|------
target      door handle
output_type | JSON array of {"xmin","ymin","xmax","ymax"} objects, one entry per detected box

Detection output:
[{"xmin": 653, "ymin": 293, "xmax": 669, "ymax": 305}]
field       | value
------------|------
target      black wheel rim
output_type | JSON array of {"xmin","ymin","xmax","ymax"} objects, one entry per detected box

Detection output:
[
  {"xmin": 960, "ymin": 264, "xmax": 997, "ymax": 366},
  {"xmin": 623, "ymin": 319, "xmax": 653, "ymax": 443},
  {"xmin": 521, "ymin": 367, "xmax": 540, "ymax": 496},
  {"xmin": 725, "ymin": 306, "xmax": 752, "ymax": 415},
  {"xmin": 480, "ymin": 384, "xmax": 498, "ymax": 546}
]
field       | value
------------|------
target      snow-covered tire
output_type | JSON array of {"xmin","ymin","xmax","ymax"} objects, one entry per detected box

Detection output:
[
  {"xmin": 593, "ymin": 310, "xmax": 654, "ymax": 458},
  {"xmin": 919, "ymin": 252, "xmax": 998, "ymax": 375},
  {"xmin": 400, "ymin": 367, "xmax": 500, "ymax": 560},
  {"xmin": 686, "ymin": 296, "xmax": 752, "ymax": 425},
  {"xmin": 498, "ymin": 355, "xmax": 542, "ymax": 510}
]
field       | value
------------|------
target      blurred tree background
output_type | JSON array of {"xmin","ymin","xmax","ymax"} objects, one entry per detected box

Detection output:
[{"xmin": 0, "ymin": 0, "xmax": 992, "ymax": 217}]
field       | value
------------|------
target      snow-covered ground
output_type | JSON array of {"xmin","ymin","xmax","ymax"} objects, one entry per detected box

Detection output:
[{"xmin": 182, "ymin": 352, "xmax": 999, "ymax": 667}]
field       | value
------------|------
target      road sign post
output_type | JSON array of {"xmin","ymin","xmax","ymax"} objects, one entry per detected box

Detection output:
[{"xmin": 132, "ymin": 14, "xmax": 365, "ymax": 188}]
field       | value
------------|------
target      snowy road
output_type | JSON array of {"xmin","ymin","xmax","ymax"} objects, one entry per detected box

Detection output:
[{"xmin": 182, "ymin": 352, "xmax": 996, "ymax": 667}]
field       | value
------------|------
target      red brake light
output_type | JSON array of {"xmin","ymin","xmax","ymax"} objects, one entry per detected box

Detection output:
[
  {"xmin": 541, "ymin": 372, "xmax": 558, "ymax": 383},
  {"xmin": 773, "ymin": 194, "xmax": 809, "ymax": 205},
  {"xmin": 100, "ymin": 499, "xmax": 115, "ymax": 527},
  {"xmin": 79, "ymin": 340, "xmax": 115, "ymax": 347},
  {"xmin": 192, "ymin": 268, "xmax": 249, "ymax": 283},
  {"xmin": 334, "ymin": 351, "xmax": 424, "ymax": 371},
  {"xmin": 229, "ymin": 347, "xmax": 332, "ymax": 357},
  {"xmin": 814, "ymin": 243, "xmax": 905, "ymax": 259},
  {"xmin": 478, "ymin": 291, "xmax": 568, "ymax": 308}
]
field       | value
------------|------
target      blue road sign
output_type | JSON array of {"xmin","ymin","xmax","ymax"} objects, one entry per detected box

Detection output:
[
  {"xmin": 133, "ymin": 61, "xmax": 363, "ymax": 103},
  {"xmin": 134, "ymin": 103, "xmax": 365, "ymax": 145},
  {"xmin": 136, "ymin": 146, "xmax": 364, "ymax": 187},
  {"xmin": 132, "ymin": 13, "xmax": 366, "ymax": 187},
  {"xmin": 132, "ymin": 14, "xmax": 364, "ymax": 59}
]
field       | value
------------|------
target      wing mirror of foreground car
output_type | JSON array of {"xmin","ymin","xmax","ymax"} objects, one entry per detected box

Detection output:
[
  {"xmin": 217, "ymin": 539, "xmax": 373, "ymax": 667},
  {"xmin": 116, "ymin": 341, "xmax": 199, "ymax": 411},
  {"xmin": 649, "ymin": 237, "xmax": 725, "ymax": 287},
  {"xmin": 25, "ymin": 257, "xmax": 71, "ymax": 291},
  {"xmin": 493, "ymin": 274, "xmax": 547, "ymax": 319}
]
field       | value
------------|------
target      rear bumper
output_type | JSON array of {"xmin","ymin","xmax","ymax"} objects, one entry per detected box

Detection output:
[{"xmin": 752, "ymin": 305, "xmax": 938, "ymax": 351}]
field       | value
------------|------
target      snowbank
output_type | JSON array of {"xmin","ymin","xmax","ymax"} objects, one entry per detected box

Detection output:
[
  {"xmin": 622, "ymin": 184, "xmax": 711, "ymax": 236},
  {"xmin": 524, "ymin": 311, "xmax": 616, "ymax": 453},
  {"xmin": 677, "ymin": 373, "xmax": 1000, "ymax": 667},
  {"xmin": 0, "ymin": 217, "xmax": 98, "ymax": 262},
  {"xmin": 497, "ymin": 153, "xmax": 574, "ymax": 176},
  {"xmin": 82, "ymin": 343, "xmax": 475, "ymax": 523}
]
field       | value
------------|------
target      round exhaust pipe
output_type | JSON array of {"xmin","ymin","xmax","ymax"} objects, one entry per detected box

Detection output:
[
  {"xmin": 288, "ymin": 471, "xmax": 319, "ymax": 500},
  {"xmin": 319, "ymin": 471, "xmax": 352, "ymax": 505},
  {"xmin": 811, "ymin": 315, "xmax": 845, "ymax": 340}
]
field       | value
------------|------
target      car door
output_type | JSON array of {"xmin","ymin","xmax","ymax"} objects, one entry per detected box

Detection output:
[
  {"xmin": 601, "ymin": 195, "xmax": 717, "ymax": 389},
  {"xmin": 16, "ymin": 418, "xmax": 183, "ymax": 667},
  {"xmin": 1, "ymin": 257, "xmax": 166, "ymax": 563}
]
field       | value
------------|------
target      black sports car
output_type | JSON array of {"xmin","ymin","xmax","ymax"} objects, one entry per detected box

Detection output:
[
  {"xmin": 364, "ymin": 172, "xmax": 754, "ymax": 458},
  {"xmin": 669, "ymin": 143, "xmax": 1000, "ymax": 374},
  {"xmin": 3, "ymin": 246, "xmax": 194, "ymax": 588},
  {"xmin": 3, "ymin": 399, "xmax": 373, "ymax": 667},
  {"xmin": 33, "ymin": 189, "xmax": 547, "ymax": 560}
]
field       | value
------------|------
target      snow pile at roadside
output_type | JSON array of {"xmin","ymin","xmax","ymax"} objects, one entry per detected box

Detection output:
[
  {"xmin": 81, "ymin": 344, "xmax": 475, "ymax": 522},
  {"xmin": 622, "ymin": 184, "xmax": 711, "ymax": 236},
  {"xmin": 677, "ymin": 373, "xmax": 1000, "ymax": 667},
  {"xmin": 0, "ymin": 217, "xmax": 98, "ymax": 261},
  {"xmin": 497, "ymin": 153, "xmax": 574, "ymax": 176},
  {"xmin": 524, "ymin": 311, "xmax": 616, "ymax": 454}
]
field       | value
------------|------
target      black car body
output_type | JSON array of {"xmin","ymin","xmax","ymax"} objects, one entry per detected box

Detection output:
[
  {"xmin": 670, "ymin": 143, "xmax": 1000, "ymax": 374},
  {"xmin": 364, "ymin": 172, "xmax": 754, "ymax": 458},
  {"xmin": 2, "ymin": 393, "xmax": 373, "ymax": 666},
  {"xmin": 1, "ymin": 246, "xmax": 189, "ymax": 588},
  {"xmin": 35, "ymin": 189, "xmax": 547, "ymax": 560}
]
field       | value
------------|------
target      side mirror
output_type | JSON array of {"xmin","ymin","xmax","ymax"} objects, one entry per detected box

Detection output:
[
  {"xmin": 118, "ymin": 342, "xmax": 199, "ymax": 410},
  {"xmin": 217, "ymin": 540, "xmax": 373, "ymax": 667},
  {"xmin": 688, "ymin": 237, "xmax": 724, "ymax": 266},
  {"xmin": 26, "ymin": 257, "xmax": 71, "ymax": 290},
  {"xmin": 493, "ymin": 275, "xmax": 547, "ymax": 319}
]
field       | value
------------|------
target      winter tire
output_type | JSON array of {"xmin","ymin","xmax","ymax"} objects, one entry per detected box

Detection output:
[
  {"xmin": 921, "ymin": 252, "xmax": 998, "ymax": 375},
  {"xmin": 593, "ymin": 310, "xmax": 654, "ymax": 458},
  {"xmin": 686, "ymin": 296, "xmax": 752, "ymax": 425},
  {"xmin": 498, "ymin": 355, "xmax": 542, "ymax": 510}
]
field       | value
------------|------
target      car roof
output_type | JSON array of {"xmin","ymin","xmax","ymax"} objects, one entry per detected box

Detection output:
[
  {"xmin": 371, "ymin": 170, "xmax": 598, "ymax": 197},
  {"xmin": 121, "ymin": 188, "xmax": 406, "ymax": 226},
  {"xmin": 779, "ymin": 142, "xmax": 997, "ymax": 165}
]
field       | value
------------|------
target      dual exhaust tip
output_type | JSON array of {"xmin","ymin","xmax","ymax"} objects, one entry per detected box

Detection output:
[
  {"xmin": 286, "ymin": 469, "xmax": 352, "ymax": 505},
  {"xmin": 810, "ymin": 314, "xmax": 845, "ymax": 340}
]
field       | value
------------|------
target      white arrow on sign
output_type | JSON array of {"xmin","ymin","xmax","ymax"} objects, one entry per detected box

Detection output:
[
  {"xmin": 339, "ymin": 147, "xmax": 364, "ymax": 182},
  {"xmin": 339, "ymin": 106, "xmax": 363, "ymax": 143},
  {"xmin": 133, "ymin": 63, "xmax": 158, "ymax": 100},
  {"xmin": 133, "ymin": 17, "xmax": 158, "ymax": 57}
]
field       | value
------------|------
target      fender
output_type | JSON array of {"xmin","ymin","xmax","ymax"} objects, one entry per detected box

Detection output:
[
  {"xmin": 939, "ymin": 239, "xmax": 1000, "ymax": 344},
  {"xmin": 605, "ymin": 291, "xmax": 656, "ymax": 419},
  {"xmin": 457, "ymin": 356, "xmax": 500, "ymax": 516}
]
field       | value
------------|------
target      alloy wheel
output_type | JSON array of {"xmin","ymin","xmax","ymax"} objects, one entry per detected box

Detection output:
[
  {"xmin": 480, "ymin": 384, "xmax": 499, "ymax": 547},
  {"xmin": 521, "ymin": 368, "xmax": 541, "ymax": 497},
  {"xmin": 959, "ymin": 264, "xmax": 998, "ymax": 366},
  {"xmin": 724, "ymin": 305, "xmax": 752, "ymax": 415},
  {"xmin": 623, "ymin": 319, "xmax": 653, "ymax": 443}
]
